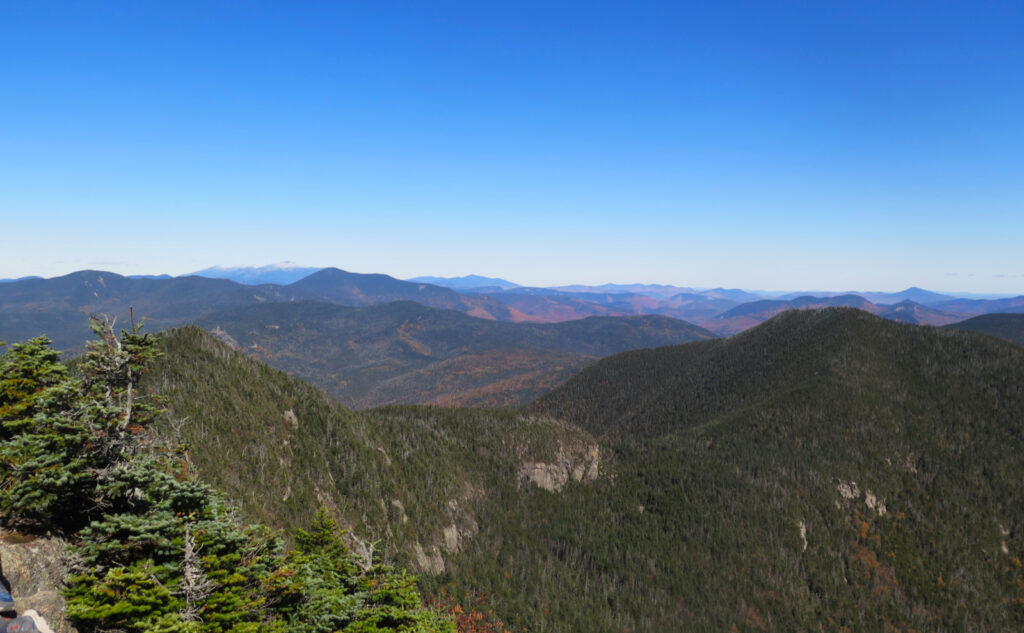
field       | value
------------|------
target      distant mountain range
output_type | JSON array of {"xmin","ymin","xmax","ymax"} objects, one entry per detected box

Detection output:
[
  {"xmin": 289, "ymin": 268, "xmax": 517, "ymax": 320},
  {"xmin": 2, "ymin": 268, "xmax": 1022, "ymax": 353},
  {"xmin": 407, "ymin": 274, "xmax": 521, "ymax": 290},
  {"xmin": 0, "ymin": 275, "xmax": 43, "ymax": 283},
  {"xmin": 708, "ymin": 294, "xmax": 971, "ymax": 335},
  {"xmin": 6, "ymin": 266, "xmax": 1024, "ymax": 630},
  {"xmin": 0, "ymin": 270, "xmax": 314, "ymax": 350},
  {"xmin": 775, "ymin": 286, "xmax": 958, "ymax": 305}
]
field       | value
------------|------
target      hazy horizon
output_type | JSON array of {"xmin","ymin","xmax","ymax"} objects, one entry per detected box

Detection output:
[{"xmin": 1, "ymin": 263, "xmax": 1020, "ymax": 299}]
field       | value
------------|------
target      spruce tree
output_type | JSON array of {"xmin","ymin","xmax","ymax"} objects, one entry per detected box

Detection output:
[
  {"xmin": 0, "ymin": 335, "xmax": 92, "ymax": 531},
  {"xmin": 2, "ymin": 321, "xmax": 453, "ymax": 632}
]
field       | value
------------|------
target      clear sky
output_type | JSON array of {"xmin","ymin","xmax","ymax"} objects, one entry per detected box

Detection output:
[{"xmin": 1, "ymin": 1, "xmax": 1022, "ymax": 292}]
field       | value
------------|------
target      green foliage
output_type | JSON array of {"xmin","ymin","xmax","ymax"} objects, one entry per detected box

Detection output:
[
  {"xmin": 0, "ymin": 322, "xmax": 450, "ymax": 633},
  {"xmin": 77, "ymin": 316, "xmax": 164, "ymax": 444},
  {"xmin": 144, "ymin": 326, "xmax": 593, "ymax": 550},
  {"xmin": 0, "ymin": 336, "xmax": 97, "ymax": 530},
  {"xmin": 512, "ymin": 308, "xmax": 1024, "ymax": 631},
  {"xmin": 0, "ymin": 317, "xmax": 166, "ymax": 533},
  {"xmin": 0, "ymin": 335, "xmax": 76, "ymax": 431},
  {"xmin": 151, "ymin": 310, "xmax": 1024, "ymax": 632},
  {"xmin": 64, "ymin": 562, "xmax": 187, "ymax": 633},
  {"xmin": 271, "ymin": 509, "xmax": 455, "ymax": 633}
]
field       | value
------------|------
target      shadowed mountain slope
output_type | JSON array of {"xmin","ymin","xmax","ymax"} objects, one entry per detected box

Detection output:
[
  {"xmin": 196, "ymin": 300, "xmax": 715, "ymax": 407},
  {"xmin": 0, "ymin": 268, "xmax": 521, "ymax": 352},
  {"xmin": 946, "ymin": 313, "xmax": 1024, "ymax": 347}
]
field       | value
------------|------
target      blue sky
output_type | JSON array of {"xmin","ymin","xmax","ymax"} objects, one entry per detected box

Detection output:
[{"xmin": 1, "ymin": 1, "xmax": 1022, "ymax": 292}]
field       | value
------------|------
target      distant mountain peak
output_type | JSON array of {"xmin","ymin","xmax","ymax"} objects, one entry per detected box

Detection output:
[
  {"xmin": 408, "ymin": 275, "xmax": 521, "ymax": 291},
  {"xmin": 862, "ymin": 287, "xmax": 955, "ymax": 305},
  {"xmin": 189, "ymin": 263, "xmax": 323, "ymax": 286}
]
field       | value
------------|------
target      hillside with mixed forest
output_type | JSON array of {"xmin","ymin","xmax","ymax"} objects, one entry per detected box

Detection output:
[
  {"xmin": 526, "ymin": 309, "xmax": 1024, "ymax": 630},
  {"xmin": 145, "ymin": 326, "xmax": 601, "ymax": 570},
  {"xmin": 194, "ymin": 300, "xmax": 714, "ymax": 407},
  {"xmin": 135, "ymin": 309, "xmax": 1024, "ymax": 632}
]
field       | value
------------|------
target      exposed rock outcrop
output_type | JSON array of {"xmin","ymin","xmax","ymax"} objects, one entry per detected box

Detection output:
[
  {"xmin": 518, "ymin": 441, "xmax": 600, "ymax": 492},
  {"xmin": 208, "ymin": 326, "xmax": 240, "ymax": 350},
  {"xmin": 412, "ymin": 542, "xmax": 445, "ymax": 575},
  {"xmin": 0, "ymin": 533, "xmax": 75, "ymax": 633}
]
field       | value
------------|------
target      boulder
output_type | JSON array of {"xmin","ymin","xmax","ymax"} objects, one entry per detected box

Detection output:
[{"xmin": 0, "ymin": 533, "xmax": 74, "ymax": 633}]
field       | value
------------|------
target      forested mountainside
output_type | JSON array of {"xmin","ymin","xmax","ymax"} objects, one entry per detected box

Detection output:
[
  {"xmin": 194, "ymin": 300, "xmax": 714, "ymax": 408},
  {"xmin": 0, "ymin": 324, "xmax": 454, "ymax": 633},
  {"xmin": 145, "ymin": 310, "xmax": 1024, "ymax": 632},
  {"xmin": 146, "ymin": 326, "xmax": 600, "ymax": 572},
  {"xmin": 946, "ymin": 313, "xmax": 1024, "ymax": 347},
  {"xmin": 527, "ymin": 308, "xmax": 1024, "ymax": 631}
]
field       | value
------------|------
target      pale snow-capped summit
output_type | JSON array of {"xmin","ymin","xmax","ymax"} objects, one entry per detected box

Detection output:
[{"xmin": 187, "ymin": 263, "xmax": 323, "ymax": 285}]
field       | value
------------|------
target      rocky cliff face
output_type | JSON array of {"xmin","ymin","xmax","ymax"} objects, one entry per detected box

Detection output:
[
  {"xmin": 517, "ymin": 440, "xmax": 600, "ymax": 492},
  {"xmin": 0, "ymin": 532, "xmax": 74, "ymax": 633}
]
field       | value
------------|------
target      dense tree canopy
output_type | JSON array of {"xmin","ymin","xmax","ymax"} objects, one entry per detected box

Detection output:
[{"xmin": 0, "ymin": 320, "xmax": 453, "ymax": 633}]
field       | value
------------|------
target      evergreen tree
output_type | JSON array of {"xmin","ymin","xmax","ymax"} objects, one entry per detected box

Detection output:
[
  {"xmin": 271, "ymin": 509, "xmax": 455, "ymax": 633},
  {"xmin": 1, "ymin": 321, "xmax": 452, "ymax": 632},
  {"xmin": 0, "ymin": 335, "xmax": 92, "ymax": 530}
]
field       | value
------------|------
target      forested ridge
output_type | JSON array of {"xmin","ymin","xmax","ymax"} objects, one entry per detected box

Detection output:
[
  {"xmin": 3, "ymin": 308, "xmax": 1023, "ymax": 632},
  {"xmin": 528, "ymin": 308, "xmax": 1024, "ymax": 631}
]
